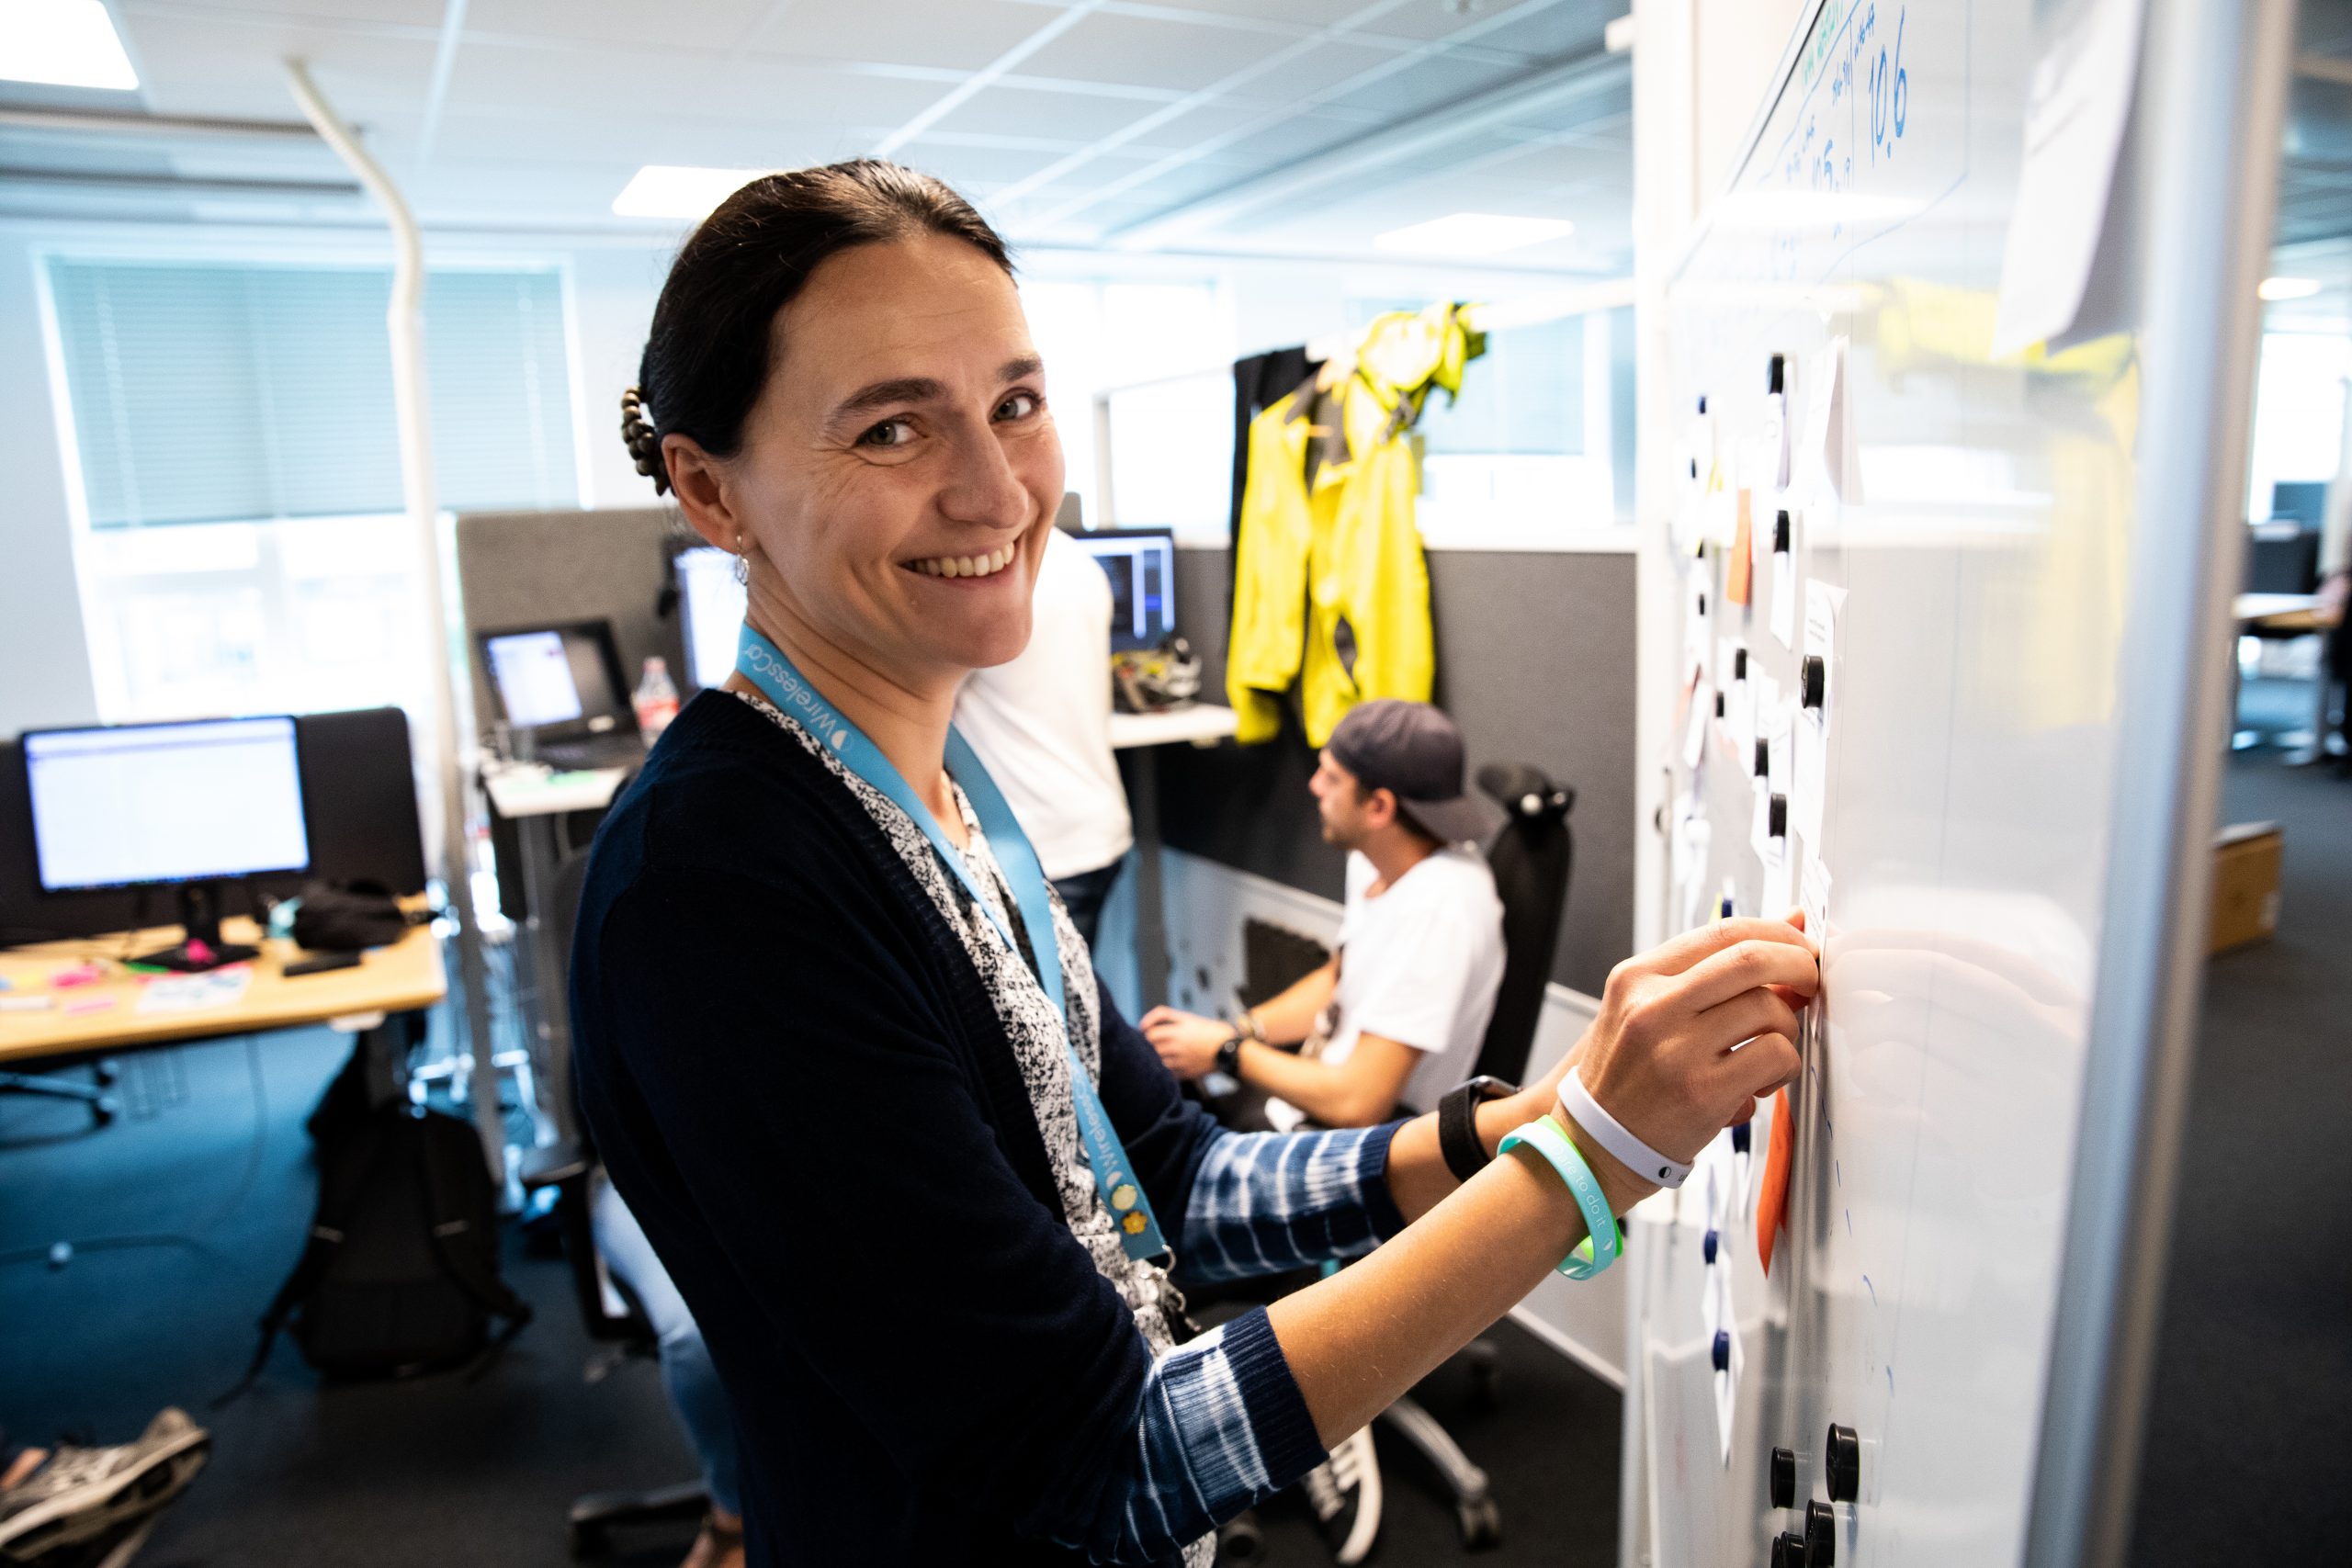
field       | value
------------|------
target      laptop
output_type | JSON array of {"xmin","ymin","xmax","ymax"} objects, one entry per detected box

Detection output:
[{"xmin": 478, "ymin": 619, "xmax": 645, "ymax": 771}]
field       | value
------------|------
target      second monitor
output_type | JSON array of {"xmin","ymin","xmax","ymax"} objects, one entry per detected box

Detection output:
[{"xmin": 1069, "ymin": 526, "xmax": 1176, "ymax": 652}]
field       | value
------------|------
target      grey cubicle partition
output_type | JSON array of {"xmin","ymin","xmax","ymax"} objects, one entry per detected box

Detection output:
[{"xmin": 453, "ymin": 507, "xmax": 689, "ymax": 743}]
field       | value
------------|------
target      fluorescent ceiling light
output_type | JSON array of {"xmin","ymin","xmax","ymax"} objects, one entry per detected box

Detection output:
[
  {"xmin": 2258, "ymin": 276, "xmax": 2324, "ymax": 301},
  {"xmin": 0, "ymin": 0, "xmax": 140, "ymax": 91},
  {"xmin": 1373, "ymin": 212, "xmax": 1574, "ymax": 257},
  {"xmin": 613, "ymin": 165, "xmax": 766, "ymax": 220}
]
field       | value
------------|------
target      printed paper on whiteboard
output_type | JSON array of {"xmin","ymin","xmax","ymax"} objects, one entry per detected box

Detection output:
[{"xmin": 1991, "ymin": 0, "xmax": 2147, "ymax": 357}]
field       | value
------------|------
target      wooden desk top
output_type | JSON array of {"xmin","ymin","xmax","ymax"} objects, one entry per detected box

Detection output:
[{"xmin": 0, "ymin": 912, "xmax": 445, "ymax": 1065}]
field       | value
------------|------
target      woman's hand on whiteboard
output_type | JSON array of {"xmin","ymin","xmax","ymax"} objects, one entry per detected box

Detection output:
[{"xmin": 1566, "ymin": 915, "xmax": 1815, "ymax": 1201}]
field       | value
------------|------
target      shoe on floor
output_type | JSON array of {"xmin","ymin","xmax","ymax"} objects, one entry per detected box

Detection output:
[
  {"xmin": 0, "ymin": 1408, "xmax": 210, "ymax": 1568},
  {"xmin": 1299, "ymin": 1424, "xmax": 1381, "ymax": 1564}
]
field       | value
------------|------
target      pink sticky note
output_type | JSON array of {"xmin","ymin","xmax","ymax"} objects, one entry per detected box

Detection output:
[{"xmin": 64, "ymin": 996, "xmax": 119, "ymax": 1017}]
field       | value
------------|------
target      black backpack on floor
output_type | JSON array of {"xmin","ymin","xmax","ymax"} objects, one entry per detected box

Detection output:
[{"xmin": 232, "ymin": 1102, "xmax": 531, "ymax": 1393}]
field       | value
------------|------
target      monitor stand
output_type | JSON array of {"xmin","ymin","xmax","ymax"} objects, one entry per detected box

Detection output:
[{"xmin": 129, "ymin": 883, "xmax": 259, "ymax": 973}]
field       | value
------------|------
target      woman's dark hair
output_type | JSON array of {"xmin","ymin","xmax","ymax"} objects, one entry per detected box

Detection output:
[{"xmin": 620, "ymin": 159, "xmax": 1012, "ymax": 495}]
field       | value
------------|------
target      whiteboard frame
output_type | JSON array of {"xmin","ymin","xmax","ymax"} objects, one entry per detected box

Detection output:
[
  {"xmin": 1653, "ymin": 4, "xmax": 2293, "ymax": 1565},
  {"xmin": 2022, "ymin": 6, "xmax": 2292, "ymax": 1567}
]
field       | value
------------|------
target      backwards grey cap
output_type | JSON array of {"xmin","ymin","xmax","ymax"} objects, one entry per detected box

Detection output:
[{"xmin": 1326, "ymin": 699, "xmax": 1503, "ymax": 845}]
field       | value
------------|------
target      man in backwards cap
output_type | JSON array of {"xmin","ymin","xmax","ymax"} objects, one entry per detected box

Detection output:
[{"xmin": 1142, "ymin": 699, "xmax": 1507, "ymax": 1132}]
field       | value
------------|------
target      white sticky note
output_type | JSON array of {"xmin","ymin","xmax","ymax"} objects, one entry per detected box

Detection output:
[
  {"xmin": 1704, "ymin": 485, "xmax": 1738, "ymax": 549},
  {"xmin": 1794, "ymin": 714, "xmax": 1827, "ymax": 848},
  {"xmin": 1727, "ymin": 676, "xmax": 1757, "ymax": 762},
  {"xmin": 1685, "ymin": 567, "xmax": 1714, "ymax": 672},
  {"xmin": 1763, "ymin": 846, "xmax": 1794, "ymax": 919},
  {"xmin": 1770, "ymin": 540, "xmax": 1798, "ymax": 649},
  {"xmin": 1992, "ymin": 0, "xmax": 2148, "ymax": 357},
  {"xmin": 1712, "ymin": 1270, "xmax": 1745, "ymax": 1466},
  {"xmin": 1803, "ymin": 581, "xmax": 1846, "ymax": 732},
  {"xmin": 1802, "ymin": 855, "xmax": 1833, "ymax": 942},
  {"xmin": 1677, "ymin": 810, "xmax": 1713, "ymax": 931},
  {"xmin": 1807, "ymin": 336, "xmax": 1854, "ymax": 502}
]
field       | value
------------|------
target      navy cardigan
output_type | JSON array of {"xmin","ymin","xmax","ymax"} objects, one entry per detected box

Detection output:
[{"xmin": 569, "ymin": 692, "xmax": 1320, "ymax": 1566}]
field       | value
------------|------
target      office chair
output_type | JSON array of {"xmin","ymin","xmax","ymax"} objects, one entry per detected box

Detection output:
[
  {"xmin": 518, "ymin": 850, "xmax": 708, "ymax": 1557},
  {"xmin": 1370, "ymin": 761, "xmax": 1575, "ymax": 1551},
  {"xmin": 0, "ymin": 1061, "xmax": 119, "ymax": 1126}
]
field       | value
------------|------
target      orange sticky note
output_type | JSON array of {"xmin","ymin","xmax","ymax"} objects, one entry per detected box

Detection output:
[
  {"xmin": 1726, "ymin": 490, "xmax": 1755, "ymax": 604},
  {"xmin": 1757, "ymin": 1087, "xmax": 1794, "ymax": 1275}
]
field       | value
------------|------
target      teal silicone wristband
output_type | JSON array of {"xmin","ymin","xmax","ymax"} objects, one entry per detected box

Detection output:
[{"xmin": 1498, "ymin": 1113, "xmax": 1623, "ymax": 1279}]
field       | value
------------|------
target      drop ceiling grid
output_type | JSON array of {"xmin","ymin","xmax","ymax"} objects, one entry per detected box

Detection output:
[{"xmin": 24, "ymin": 0, "xmax": 1636, "ymax": 258}]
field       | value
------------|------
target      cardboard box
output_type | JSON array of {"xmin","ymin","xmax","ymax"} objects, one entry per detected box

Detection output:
[{"xmin": 2210, "ymin": 821, "xmax": 2283, "ymax": 955}]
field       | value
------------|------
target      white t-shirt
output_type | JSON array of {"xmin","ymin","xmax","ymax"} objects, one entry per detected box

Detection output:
[
  {"xmin": 1271, "ymin": 844, "xmax": 1506, "ymax": 1125},
  {"xmin": 953, "ymin": 528, "xmax": 1135, "ymax": 880}
]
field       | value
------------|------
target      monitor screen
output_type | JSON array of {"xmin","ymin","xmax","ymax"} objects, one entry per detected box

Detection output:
[
  {"xmin": 1069, "ymin": 528, "xmax": 1177, "ymax": 653},
  {"xmin": 24, "ymin": 716, "xmax": 311, "ymax": 893},
  {"xmin": 675, "ymin": 546, "xmax": 750, "ymax": 691},
  {"xmin": 483, "ymin": 624, "xmax": 627, "ymax": 733}
]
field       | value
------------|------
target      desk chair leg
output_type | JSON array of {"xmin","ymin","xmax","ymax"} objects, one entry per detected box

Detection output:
[
  {"xmin": 1377, "ymin": 1394, "xmax": 1501, "ymax": 1549},
  {"xmin": 0, "ymin": 1070, "xmax": 119, "ymax": 1127}
]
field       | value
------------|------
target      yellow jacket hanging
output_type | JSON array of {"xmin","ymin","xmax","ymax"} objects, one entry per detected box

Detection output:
[{"xmin": 1227, "ymin": 303, "xmax": 1485, "ymax": 746}]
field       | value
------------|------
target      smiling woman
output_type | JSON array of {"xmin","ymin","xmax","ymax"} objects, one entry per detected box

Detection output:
[{"xmin": 571, "ymin": 159, "xmax": 1815, "ymax": 1568}]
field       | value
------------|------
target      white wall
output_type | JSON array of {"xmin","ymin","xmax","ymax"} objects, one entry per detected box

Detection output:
[{"xmin": 0, "ymin": 227, "xmax": 101, "ymax": 736}]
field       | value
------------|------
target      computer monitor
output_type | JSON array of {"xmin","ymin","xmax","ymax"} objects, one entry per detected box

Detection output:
[
  {"xmin": 2269, "ymin": 480, "xmax": 2328, "ymax": 531},
  {"xmin": 1069, "ymin": 526, "xmax": 1178, "ymax": 653},
  {"xmin": 21, "ymin": 716, "xmax": 310, "ymax": 969},
  {"xmin": 673, "ymin": 545, "xmax": 750, "ymax": 692},
  {"xmin": 478, "ymin": 619, "xmax": 634, "ymax": 743}
]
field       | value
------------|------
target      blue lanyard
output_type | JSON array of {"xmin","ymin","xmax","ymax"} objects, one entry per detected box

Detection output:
[{"xmin": 735, "ymin": 626, "xmax": 1170, "ymax": 1264}]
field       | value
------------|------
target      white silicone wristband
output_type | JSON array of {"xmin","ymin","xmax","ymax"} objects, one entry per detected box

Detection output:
[{"xmin": 1562, "ymin": 1066, "xmax": 1692, "ymax": 1189}]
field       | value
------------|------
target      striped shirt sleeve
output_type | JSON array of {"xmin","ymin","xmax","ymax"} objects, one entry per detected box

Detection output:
[
  {"xmin": 1057, "ymin": 1123, "xmax": 1411, "ymax": 1562},
  {"xmin": 1176, "ymin": 1122, "xmax": 1411, "ymax": 1285},
  {"xmin": 1059, "ymin": 1306, "xmax": 1322, "ymax": 1564}
]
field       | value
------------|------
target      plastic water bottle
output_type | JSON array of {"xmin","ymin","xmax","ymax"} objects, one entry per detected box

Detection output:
[{"xmin": 632, "ymin": 656, "xmax": 680, "ymax": 742}]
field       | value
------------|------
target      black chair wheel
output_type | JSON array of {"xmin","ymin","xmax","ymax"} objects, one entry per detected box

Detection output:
[
  {"xmin": 1456, "ymin": 1495, "xmax": 1502, "ymax": 1549},
  {"xmin": 567, "ymin": 1520, "xmax": 605, "ymax": 1559},
  {"xmin": 91, "ymin": 1096, "xmax": 119, "ymax": 1128},
  {"xmin": 1467, "ymin": 1354, "xmax": 1505, "ymax": 1410},
  {"xmin": 1216, "ymin": 1506, "xmax": 1266, "ymax": 1563},
  {"xmin": 93, "ymin": 1060, "xmax": 119, "ymax": 1087}
]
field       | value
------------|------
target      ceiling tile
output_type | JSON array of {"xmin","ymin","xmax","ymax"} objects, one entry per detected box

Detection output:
[
  {"xmin": 927, "ymin": 83, "xmax": 1169, "ymax": 141},
  {"xmin": 746, "ymin": 1, "xmax": 1064, "ymax": 73},
  {"xmin": 1214, "ymin": 38, "xmax": 1405, "ymax": 103},
  {"xmin": 1440, "ymin": 0, "xmax": 1615, "ymax": 60},
  {"xmin": 1130, "ymin": 0, "xmax": 1379, "ymax": 27},
  {"xmin": 1018, "ymin": 9, "xmax": 1292, "ymax": 93},
  {"xmin": 1343, "ymin": 0, "xmax": 1566, "ymax": 45},
  {"xmin": 1321, "ymin": 50, "xmax": 1519, "ymax": 116},
  {"xmin": 889, "ymin": 140, "xmax": 1067, "ymax": 193},
  {"xmin": 467, "ymin": 0, "xmax": 777, "ymax": 50}
]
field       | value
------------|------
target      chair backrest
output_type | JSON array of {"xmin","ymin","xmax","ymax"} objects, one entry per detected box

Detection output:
[{"xmin": 1469, "ymin": 762, "xmax": 1575, "ymax": 1085}]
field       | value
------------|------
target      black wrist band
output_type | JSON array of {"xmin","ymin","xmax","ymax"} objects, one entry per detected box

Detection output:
[
  {"xmin": 1216, "ymin": 1034, "xmax": 1245, "ymax": 1077},
  {"xmin": 1439, "ymin": 1075, "xmax": 1517, "ymax": 1184}
]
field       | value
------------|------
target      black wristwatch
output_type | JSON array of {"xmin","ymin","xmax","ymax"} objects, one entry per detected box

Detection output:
[
  {"xmin": 1216, "ymin": 1033, "xmax": 1246, "ymax": 1077},
  {"xmin": 1439, "ymin": 1075, "xmax": 1519, "ymax": 1183}
]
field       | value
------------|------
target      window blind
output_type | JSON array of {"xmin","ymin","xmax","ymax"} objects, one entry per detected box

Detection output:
[{"xmin": 47, "ymin": 259, "xmax": 579, "ymax": 527}]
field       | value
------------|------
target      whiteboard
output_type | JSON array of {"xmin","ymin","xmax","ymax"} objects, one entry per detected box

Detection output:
[{"xmin": 1629, "ymin": 4, "xmax": 2289, "ymax": 1567}]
